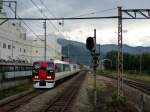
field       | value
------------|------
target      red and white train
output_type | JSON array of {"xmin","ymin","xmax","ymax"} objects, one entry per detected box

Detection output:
[{"xmin": 32, "ymin": 60, "xmax": 80, "ymax": 88}]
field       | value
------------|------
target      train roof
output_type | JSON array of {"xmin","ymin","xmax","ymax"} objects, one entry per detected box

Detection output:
[{"xmin": 33, "ymin": 59, "xmax": 70, "ymax": 65}]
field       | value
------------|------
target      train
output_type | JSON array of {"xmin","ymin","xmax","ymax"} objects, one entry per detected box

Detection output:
[
  {"xmin": 0, "ymin": 62, "xmax": 32, "ymax": 80},
  {"xmin": 32, "ymin": 60, "xmax": 80, "ymax": 88}
]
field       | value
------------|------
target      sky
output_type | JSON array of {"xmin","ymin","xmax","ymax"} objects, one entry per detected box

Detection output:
[{"xmin": 3, "ymin": 0, "xmax": 150, "ymax": 46}]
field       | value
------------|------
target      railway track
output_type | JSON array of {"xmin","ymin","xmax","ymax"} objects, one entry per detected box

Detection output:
[
  {"xmin": 41, "ymin": 71, "xmax": 87, "ymax": 112},
  {"xmin": 101, "ymin": 74, "xmax": 150, "ymax": 95},
  {"xmin": 124, "ymin": 79, "xmax": 150, "ymax": 95},
  {"xmin": 0, "ymin": 90, "xmax": 46, "ymax": 112}
]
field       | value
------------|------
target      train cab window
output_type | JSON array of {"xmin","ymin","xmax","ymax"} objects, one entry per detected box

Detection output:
[
  {"xmin": 33, "ymin": 62, "xmax": 40, "ymax": 70},
  {"xmin": 55, "ymin": 64, "xmax": 62, "ymax": 73}
]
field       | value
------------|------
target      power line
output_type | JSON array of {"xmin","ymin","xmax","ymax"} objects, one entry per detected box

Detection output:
[
  {"xmin": 70, "ymin": 7, "xmax": 117, "ymax": 18},
  {"xmin": 0, "ymin": 16, "xmax": 118, "ymax": 20},
  {"xmin": 38, "ymin": 0, "xmax": 64, "ymax": 38},
  {"xmin": 11, "ymin": 6, "xmax": 61, "ymax": 54},
  {"xmin": 8, "ymin": 6, "xmax": 41, "ymax": 40},
  {"xmin": 30, "ymin": 0, "xmax": 60, "ymax": 32},
  {"xmin": 39, "ymin": 0, "xmax": 57, "ymax": 18}
]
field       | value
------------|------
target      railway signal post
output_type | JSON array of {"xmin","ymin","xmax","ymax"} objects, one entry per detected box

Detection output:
[
  {"xmin": 86, "ymin": 29, "xmax": 98, "ymax": 112},
  {"xmin": 117, "ymin": 7, "xmax": 123, "ymax": 98}
]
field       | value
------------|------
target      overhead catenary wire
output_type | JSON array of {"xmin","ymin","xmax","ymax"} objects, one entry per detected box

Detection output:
[
  {"xmin": 69, "ymin": 7, "xmax": 117, "ymax": 18},
  {"xmin": 39, "ymin": 0, "xmax": 57, "ymax": 19},
  {"xmin": 30, "ymin": 0, "xmax": 60, "ymax": 32},
  {"xmin": 38, "ymin": 0, "xmax": 65, "ymax": 38},
  {"xmin": 8, "ymin": 6, "xmax": 61, "ymax": 55},
  {"xmin": 0, "ymin": 16, "xmax": 119, "ymax": 20},
  {"xmin": 30, "ymin": 0, "xmax": 64, "ymax": 57},
  {"xmin": 8, "ymin": 6, "xmax": 41, "ymax": 40}
]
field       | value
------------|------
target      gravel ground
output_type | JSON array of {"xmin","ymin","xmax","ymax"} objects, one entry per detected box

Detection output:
[
  {"xmin": 15, "ymin": 74, "xmax": 83, "ymax": 112},
  {"xmin": 98, "ymin": 75, "xmax": 150, "ymax": 112},
  {"xmin": 91, "ymin": 75, "xmax": 138, "ymax": 112}
]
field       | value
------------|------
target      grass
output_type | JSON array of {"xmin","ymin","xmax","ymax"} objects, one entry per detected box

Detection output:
[
  {"xmin": 0, "ymin": 83, "xmax": 31, "ymax": 100},
  {"xmin": 87, "ymin": 74, "xmax": 105, "ymax": 104},
  {"xmin": 88, "ymin": 76, "xmax": 105, "ymax": 91},
  {"xmin": 87, "ymin": 72, "xmax": 136, "ymax": 112}
]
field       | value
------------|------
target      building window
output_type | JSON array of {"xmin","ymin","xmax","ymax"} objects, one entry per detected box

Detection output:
[
  {"xmin": 12, "ymin": 23, "xmax": 15, "ymax": 26},
  {"xmin": 20, "ymin": 48, "xmax": 22, "ymax": 52},
  {"xmin": 8, "ymin": 45, "xmax": 11, "ymax": 49},
  {"xmin": 3, "ymin": 43, "xmax": 6, "ymax": 48},
  {"xmin": 13, "ymin": 46, "xmax": 15, "ymax": 49},
  {"xmin": 24, "ymin": 49, "xmax": 26, "ymax": 53},
  {"xmin": 36, "ymin": 50, "xmax": 38, "ymax": 53}
]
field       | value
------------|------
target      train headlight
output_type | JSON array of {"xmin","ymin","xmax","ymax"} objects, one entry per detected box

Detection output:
[
  {"xmin": 47, "ymin": 76, "xmax": 51, "ymax": 79},
  {"xmin": 34, "ymin": 76, "xmax": 39, "ymax": 78}
]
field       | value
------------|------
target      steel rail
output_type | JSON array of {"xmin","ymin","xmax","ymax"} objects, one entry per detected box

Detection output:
[
  {"xmin": 0, "ymin": 90, "xmax": 46, "ymax": 112},
  {"xmin": 101, "ymin": 74, "xmax": 150, "ymax": 95},
  {"xmin": 42, "ymin": 71, "xmax": 87, "ymax": 112}
]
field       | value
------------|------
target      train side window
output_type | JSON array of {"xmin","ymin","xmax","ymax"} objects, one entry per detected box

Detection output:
[
  {"xmin": 67, "ymin": 65, "xmax": 71, "ymax": 71},
  {"xmin": 55, "ymin": 64, "xmax": 62, "ymax": 73},
  {"xmin": 73, "ymin": 65, "xmax": 76, "ymax": 70},
  {"xmin": 63, "ymin": 64, "xmax": 70, "ymax": 71}
]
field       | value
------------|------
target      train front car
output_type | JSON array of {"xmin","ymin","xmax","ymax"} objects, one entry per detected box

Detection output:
[{"xmin": 32, "ymin": 61, "xmax": 55, "ymax": 88}]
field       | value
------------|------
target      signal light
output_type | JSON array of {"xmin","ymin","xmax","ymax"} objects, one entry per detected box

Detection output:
[{"xmin": 86, "ymin": 37, "xmax": 95, "ymax": 51}]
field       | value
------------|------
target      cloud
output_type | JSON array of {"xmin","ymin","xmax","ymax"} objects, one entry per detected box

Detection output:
[{"xmin": 6, "ymin": 0, "xmax": 150, "ymax": 46}]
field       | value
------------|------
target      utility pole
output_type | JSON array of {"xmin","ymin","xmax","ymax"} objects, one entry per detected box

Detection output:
[
  {"xmin": 140, "ymin": 52, "xmax": 142, "ymax": 74},
  {"xmin": 12, "ymin": 41, "xmax": 13, "ymax": 59},
  {"xmin": 99, "ymin": 43, "xmax": 102, "ymax": 71},
  {"xmin": 86, "ymin": 29, "xmax": 98, "ymax": 112},
  {"xmin": 43, "ymin": 20, "xmax": 47, "ymax": 61},
  {"xmin": 93, "ymin": 29, "xmax": 97, "ymax": 111},
  {"xmin": 117, "ymin": 7, "xmax": 123, "ymax": 97},
  {"xmin": 68, "ymin": 36, "xmax": 70, "ymax": 62}
]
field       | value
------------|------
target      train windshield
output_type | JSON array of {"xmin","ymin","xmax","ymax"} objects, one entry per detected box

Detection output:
[{"xmin": 33, "ymin": 62, "xmax": 40, "ymax": 70}]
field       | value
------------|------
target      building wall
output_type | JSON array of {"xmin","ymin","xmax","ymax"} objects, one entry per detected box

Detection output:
[
  {"xmin": 0, "ymin": 14, "xmax": 32, "ymax": 61},
  {"xmin": 31, "ymin": 34, "xmax": 62, "ymax": 62},
  {"xmin": 0, "ymin": 15, "xmax": 62, "ymax": 63}
]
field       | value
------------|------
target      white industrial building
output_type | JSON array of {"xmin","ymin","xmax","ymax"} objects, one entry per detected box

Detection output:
[
  {"xmin": 0, "ymin": 13, "xmax": 62, "ymax": 63},
  {"xmin": 31, "ymin": 34, "xmax": 62, "ymax": 62}
]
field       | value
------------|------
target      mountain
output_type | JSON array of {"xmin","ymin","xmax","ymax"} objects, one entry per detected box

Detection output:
[
  {"xmin": 57, "ymin": 38, "xmax": 150, "ymax": 65},
  {"xmin": 58, "ymin": 38, "xmax": 92, "ymax": 65}
]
